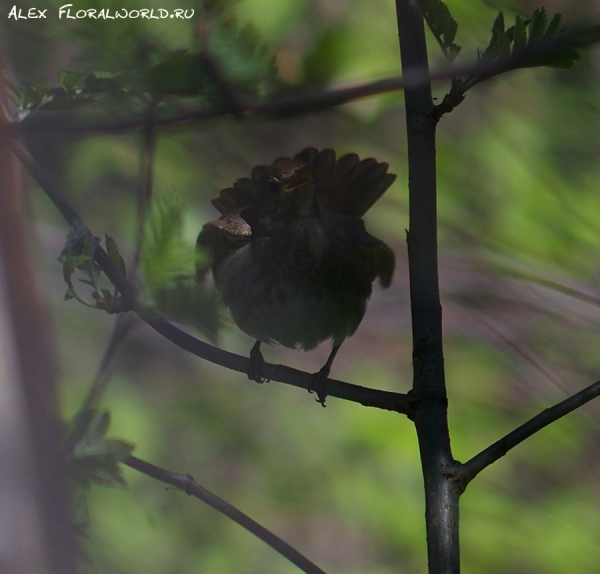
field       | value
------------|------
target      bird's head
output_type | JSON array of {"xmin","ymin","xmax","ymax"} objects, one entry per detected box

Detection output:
[{"xmin": 245, "ymin": 157, "xmax": 319, "ymax": 235}]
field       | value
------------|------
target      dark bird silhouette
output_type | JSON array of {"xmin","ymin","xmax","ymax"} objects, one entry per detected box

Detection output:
[{"xmin": 197, "ymin": 147, "xmax": 396, "ymax": 404}]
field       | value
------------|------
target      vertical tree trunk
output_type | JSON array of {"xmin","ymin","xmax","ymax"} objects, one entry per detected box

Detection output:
[
  {"xmin": 0, "ymin": 76, "xmax": 77, "ymax": 573},
  {"xmin": 395, "ymin": 1, "xmax": 461, "ymax": 572}
]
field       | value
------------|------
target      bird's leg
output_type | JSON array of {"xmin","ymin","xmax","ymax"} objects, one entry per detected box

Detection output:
[
  {"xmin": 309, "ymin": 344, "xmax": 342, "ymax": 407},
  {"xmin": 247, "ymin": 340, "xmax": 269, "ymax": 383}
]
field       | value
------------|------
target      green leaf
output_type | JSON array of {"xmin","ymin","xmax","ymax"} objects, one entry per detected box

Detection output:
[
  {"xmin": 140, "ymin": 195, "xmax": 194, "ymax": 291},
  {"xmin": 528, "ymin": 7, "xmax": 548, "ymax": 42},
  {"xmin": 512, "ymin": 16, "xmax": 527, "ymax": 55},
  {"xmin": 418, "ymin": 0, "xmax": 461, "ymax": 62},
  {"xmin": 472, "ymin": 9, "xmax": 586, "ymax": 77},
  {"xmin": 208, "ymin": 14, "xmax": 276, "ymax": 93},
  {"xmin": 544, "ymin": 13, "xmax": 562, "ymax": 41},
  {"xmin": 444, "ymin": 17, "xmax": 458, "ymax": 47},
  {"xmin": 58, "ymin": 70, "xmax": 87, "ymax": 91},
  {"xmin": 479, "ymin": 13, "xmax": 510, "ymax": 65},
  {"xmin": 67, "ymin": 410, "xmax": 135, "ymax": 489},
  {"xmin": 62, "ymin": 255, "xmax": 92, "ymax": 283}
]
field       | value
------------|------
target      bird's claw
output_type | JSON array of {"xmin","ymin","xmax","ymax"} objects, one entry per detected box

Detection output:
[
  {"xmin": 248, "ymin": 341, "xmax": 269, "ymax": 383},
  {"xmin": 308, "ymin": 366, "xmax": 330, "ymax": 407}
]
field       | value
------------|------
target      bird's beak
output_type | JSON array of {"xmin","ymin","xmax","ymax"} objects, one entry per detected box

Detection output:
[{"xmin": 282, "ymin": 163, "xmax": 314, "ymax": 192}]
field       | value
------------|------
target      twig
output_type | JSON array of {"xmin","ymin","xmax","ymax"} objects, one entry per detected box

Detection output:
[
  {"xmin": 79, "ymin": 114, "xmax": 157, "ymax": 412},
  {"xmin": 124, "ymin": 456, "xmax": 326, "ymax": 574},
  {"xmin": 460, "ymin": 379, "xmax": 600, "ymax": 484},
  {"xmin": 131, "ymin": 113, "xmax": 158, "ymax": 276},
  {"xmin": 79, "ymin": 314, "xmax": 138, "ymax": 413},
  {"xmin": 11, "ymin": 138, "xmax": 411, "ymax": 415}
]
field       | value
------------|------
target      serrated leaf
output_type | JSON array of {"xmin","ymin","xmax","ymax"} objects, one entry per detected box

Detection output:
[
  {"xmin": 208, "ymin": 14, "xmax": 276, "ymax": 94},
  {"xmin": 140, "ymin": 195, "xmax": 194, "ymax": 291},
  {"xmin": 513, "ymin": 16, "xmax": 527, "ymax": 55},
  {"xmin": 444, "ymin": 18, "xmax": 458, "ymax": 47},
  {"xmin": 418, "ymin": 0, "xmax": 461, "ymax": 61},
  {"xmin": 22, "ymin": 83, "xmax": 51, "ymax": 109},
  {"xmin": 63, "ymin": 255, "xmax": 92, "ymax": 282},
  {"xmin": 66, "ymin": 410, "xmax": 135, "ymax": 489},
  {"xmin": 544, "ymin": 13, "xmax": 562, "ymax": 41},
  {"xmin": 84, "ymin": 410, "xmax": 110, "ymax": 444},
  {"xmin": 491, "ymin": 13, "xmax": 507, "ymax": 42},
  {"xmin": 480, "ymin": 13, "xmax": 510, "ymax": 64},
  {"xmin": 540, "ymin": 45, "xmax": 582, "ymax": 69},
  {"xmin": 59, "ymin": 70, "xmax": 87, "ymax": 91},
  {"xmin": 89, "ymin": 462, "xmax": 127, "ymax": 487},
  {"xmin": 528, "ymin": 8, "xmax": 548, "ymax": 41},
  {"xmin": 74, "ymin": 438, "xmax": 133, "ymax": 459},
  {"xmin": 105, "ymin": 235, "xmax": 126, "ymax": 276}
]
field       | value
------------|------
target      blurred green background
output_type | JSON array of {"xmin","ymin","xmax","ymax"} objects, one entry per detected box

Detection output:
[{"xmin": 3, "ymin": 0, "xmax": 600, "ymax": 572}]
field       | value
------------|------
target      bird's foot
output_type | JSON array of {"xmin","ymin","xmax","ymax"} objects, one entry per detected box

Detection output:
[
  {"xmin": 308, "ymin": 365, "xmax": 330, "ymax": 407},
  {"xmin": 247, "ymin": 341, "xmax": 269, "ymax": 383},
  {"xmin": 307, "ymin": 345, "xmax": 342, "ymax": 407}
]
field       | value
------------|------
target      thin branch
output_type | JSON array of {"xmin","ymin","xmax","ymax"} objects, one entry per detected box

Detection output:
[
  {"xmin": 79, "ymin": 114, "xmax": 157, "ymax": 412},
  {"xmin": 79, "ymin": 314, "xmax": 138, "ymax": 413},
  {"xmin": 11, "ymin": 138, "xmax": 410, "ymax": 415},
  {"xmin": 460, "ymin": 379, "xmax": 600, "ymax": 484},
  {"xmin": 8, "ymin": 26, "xmax": 597, "ymax": 135},
  {"xmin": 131, "ymin": 113, "xmax": 158, "ymax": 276},
  {"xmin": 124, "ymin": 456, "xmax": 326, "ymax": 574}
]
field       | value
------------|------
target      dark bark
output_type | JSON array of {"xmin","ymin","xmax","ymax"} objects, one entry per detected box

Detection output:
[{"xmin": 395, "ymin": 1, "xmax": 460, "ymax": 572}]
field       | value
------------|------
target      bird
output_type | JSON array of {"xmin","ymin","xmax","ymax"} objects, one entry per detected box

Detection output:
[{"xmin": 196, "ymin": 147, "xmax": 396, "ymax": 405}]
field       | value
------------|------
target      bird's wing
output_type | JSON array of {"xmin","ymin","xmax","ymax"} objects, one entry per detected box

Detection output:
[
  {"xmin": 330, "ymin": 213, "xmax": 395, "ymax": 288},
  {"xmin": 361, "ymin": 242, "xmax": 395, "ymax": 288},
  {"xmin": 196, "ymin": 208, "xmax": 252, "ymax": 278},
  {"xmin": 295, "ymin": 148, "xmax": 396, "ymax": 218},
  {"xmin": 211, "ymin": 165, "xmax": 272, "ymax": 214}
]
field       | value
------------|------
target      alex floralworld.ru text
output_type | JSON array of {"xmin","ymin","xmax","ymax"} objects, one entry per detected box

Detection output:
[{"xmin": 8, "ymin": 4, "xmax": 195, "ymax": 19}]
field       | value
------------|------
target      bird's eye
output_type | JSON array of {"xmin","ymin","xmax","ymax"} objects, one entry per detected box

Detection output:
[{"xmin": 267, "ymin": 178, "xmax": 281, "ymax": 196}]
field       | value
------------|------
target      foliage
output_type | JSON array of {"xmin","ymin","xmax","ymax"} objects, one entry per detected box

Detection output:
[
  {"xmin": 140, "ymin": 195, "xmax": 219, "ymax": 337},
  {"xmin": 7, "ymin": 7, "xmax": 275, "ymax": 124},
  {"xmin": 58, "ymin": 223, "xmax": 128, "ymax": 313},
  {"xmin": 66, "ymin": 409, "xmax": 135, "ymax": 489},
  {"xmin": 6, "ymin": 0, "xmax": 600, "ymax": 572},
  {"xmin": 418, "ymin": 0, "xmax": 461, "ymax": 61}
]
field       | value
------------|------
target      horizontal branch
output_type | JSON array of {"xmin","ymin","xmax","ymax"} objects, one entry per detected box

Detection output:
[
  {"xmin": 11, "ymin": 139, "xmax": 410, "ymax": 414},
  {"xmin": 460, "ymin": 378, "xmax": 600, "ymax": 484},
  {"xmin": 11, "ymin": 28, "xmax": 596, "ymax": 134},
  {"xmin": 124, "ymin": 456, "xmax": 326, "ymax": 574}
]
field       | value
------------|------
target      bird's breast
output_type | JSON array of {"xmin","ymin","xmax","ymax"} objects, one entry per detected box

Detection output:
[{"xmin": 215, "ymin": 223, "xmax": 372, "ymax": 350}]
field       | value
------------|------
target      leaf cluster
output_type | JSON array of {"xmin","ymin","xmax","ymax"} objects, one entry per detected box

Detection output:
[
  {"xmin": 7, "ymin": 11, "xmax": 274, "ymax": 123},
  {"xmin": 65, "ymin": 410, "xmax": 134, "ymax": 489},
  {"xmin": 58, "ymin": 223, "xmax": 129, "ymax": 314},
  {"xmin": 425, "ymin": 5, "xmax": 594, "ymax": 118},
  {"xmin": 140, "ymin": 196, "xmax": 219, "ymax": 338},
  {"xmin": 418, "ymin": 0, "xmax": 461, "ymax": 62},
  {"xmin": 477, "ymin": 9, "xmax": 582, "ymax": 73}
]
